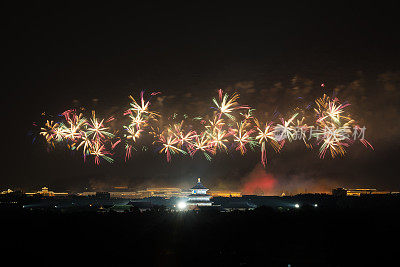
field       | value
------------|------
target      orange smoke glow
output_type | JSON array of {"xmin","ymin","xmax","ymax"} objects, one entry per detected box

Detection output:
[{"xmin": 241, "ymin": 165, "xmax": 277, "ymax": 195}]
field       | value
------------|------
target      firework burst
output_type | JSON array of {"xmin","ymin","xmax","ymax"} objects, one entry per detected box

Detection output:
[
  {"xmin": 255, "ymin": 119, "xmax": 280, "ymax": 166},
  {"xmin": 35, "ymin": 88, "xmax": 373, "ymax": 165}
]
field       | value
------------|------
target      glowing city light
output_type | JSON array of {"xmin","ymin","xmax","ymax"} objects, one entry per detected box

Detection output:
[{"xmin": 177, "ymin": 201, "xmax": 187, "ymax": 210}]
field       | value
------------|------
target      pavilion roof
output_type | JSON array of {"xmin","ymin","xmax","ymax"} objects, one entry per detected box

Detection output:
[{"xmin": 190, "ymin": 178, "xmax": 208, "ymax": 190}]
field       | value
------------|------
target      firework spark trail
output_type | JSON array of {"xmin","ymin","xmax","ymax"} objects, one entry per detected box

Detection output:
[
  {"xmin": 128, "ymin": 91, "xmax": 160, "ymax": 118},
  {"xmin": 274, "ymin": 113, "xmax": 299, "ymax": 144},
  {"xmin": 231, "ymin": 121, "xmax": 257, "ymax": 155},
  {"xmin": 212, "ymin": 89, "xmax": 249, "ymax": 121},
  {"xmin": 294, "ymin": 116, "xmax": 312, "ymax": 148},
  {"xmin": 38, "ymin": 109, "xmax": 118, "ymax": 164},
  {"xmin": 187, "ymin": 132, "xmax": 213, "ymax": 161},
  {"xmin": 123, "ymin": 125, "xmax": 143, "ymax": 160},
  {"xmin": 124, "ymin": 125, "xmax": 143, "ymax": 142},
  {"xmin": 91, "ymin": 140, "xmax": 114, "ymax": 165},
  {"xmin": 36, "ymin": 88, "xmax": 373, "ymax": 165},
  {"xmin": 158, "ymin": 133, "xmax": 187, "ymax": 162},
  {"xmin": 255, "ymin": 119, "xmax": 280, "ymax": 166},
  {"xmin": 122, "ymin": 91, "xmax": 161, "ymax": 160},
  {"xmin": 314, "ymin": 125, "xmax": 350, "ymax": 158},
  {"xmin": 40, "ymin": 120, "xmax": 60, "ymax": 148},
  {"xmin": 208, "ymin": 127, "xmax": 230, "ymax": 154},
  {"xmin": 75, "ymin": 131, "xmax": 92, "ymax": 161},
  {"xmin": 354, "ymin": 125, "xmax": 374, "ymax": 150},
  {"xmin": 315, "ymin": 94, "xmax": 351, "ymax": 125},
  {"xmin": 111, "ymin": 139, "xmax": 121, "ymax": 150},
  {"xmin": 312, "ymin": 94, "xmax": 372, "ymax": 158},
  {"xmin": 60, "ymin": 109, "xmax": 75, "ymax": 121},
  {"xmin": 176, "ymin": 129, "xmax": 197, "ymax": 149},
  {"xmin": 86, "ymin": 111, "xmax": 115, "ymax": 141}
]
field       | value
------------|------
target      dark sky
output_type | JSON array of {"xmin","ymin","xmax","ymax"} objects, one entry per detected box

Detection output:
[{"xmin": 3, "ymin": 2, "xmax": 400, "ymax": 192}]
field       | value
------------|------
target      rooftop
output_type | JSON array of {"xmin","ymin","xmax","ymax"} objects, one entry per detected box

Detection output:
[{"xmin": 190, "ymin": 178, "xmax": 208, "ymax": 190}]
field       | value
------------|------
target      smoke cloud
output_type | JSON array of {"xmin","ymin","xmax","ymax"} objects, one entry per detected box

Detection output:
[{"xmin": 241, "ymin": 164, "xmax": 339, "ymax": 195}]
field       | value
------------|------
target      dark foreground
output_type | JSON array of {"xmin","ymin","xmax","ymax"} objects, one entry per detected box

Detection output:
[{"xmin": 2, "ymin": 207, "xmax": 398, "ymax": 266}]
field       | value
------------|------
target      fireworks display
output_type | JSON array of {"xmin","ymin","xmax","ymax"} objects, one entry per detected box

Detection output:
[{"xmin": 36, "ymin": 89, "xmax": 373, "ymax": 165}]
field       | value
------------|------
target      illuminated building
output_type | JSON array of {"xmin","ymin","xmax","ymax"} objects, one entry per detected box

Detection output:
[
  {"xmin": 370, "ymin": 191, "xmax": 400, "ymax": 195},
  {"xmin": 108, "ymin": 187, "xmax": 150, "ymax": 199},
  {"xmin": 346, "ymin": 188, "xmax": 377, "ymax": 196},
  {"xmin": 77, "ymin": 188, "xmax": 181, "ymax": 199},
  {"xmin": 145, "ymin": 188, "xmax": 182, "ymax": 198},
  {"xmin": 208, "ymin": 190, "xmax": 242, "ymax": 198},
  {"xmin": 26, "ymin": 187, "xmax": 68, "ymax": 197},
  {"xmin": 107, "ymin": 187, "xmax": 181, "ymax": 199},
  {"xmin": 110, "ymin": 190, "xmax": 150, "ymax": 199},
  {"xmin": 332, "ymin": 188, "xmax": 377, "ymax": 196},
  {"xmin": 1, "ymin": 189, "xmax": 13, "ymax": 194},
  {"xmin": 186, "ymin": 178, "xmax": 212, "ymax": 208},
  {"xmin": 332, "ymin": 188, "xmax": 399, "ymax": 196}
]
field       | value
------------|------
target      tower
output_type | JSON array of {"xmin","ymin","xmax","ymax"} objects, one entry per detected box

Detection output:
[{"xmin": 186, "ymin": 178, "xmax": 212, "ymax": 208}]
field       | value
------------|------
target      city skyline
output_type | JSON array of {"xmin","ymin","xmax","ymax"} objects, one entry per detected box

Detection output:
[
  {"xmin": 2, "ymin": 3, "xmax": 399, "ymax": 265},
  {"xmin": 3, "ymin": 2, "xmax": 399, "ymax": 193}
]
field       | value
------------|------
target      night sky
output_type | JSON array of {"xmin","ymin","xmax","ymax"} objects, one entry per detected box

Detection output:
[{"xmin": 3, "ymin": 2, "xmax": 399, "ymax": 192}]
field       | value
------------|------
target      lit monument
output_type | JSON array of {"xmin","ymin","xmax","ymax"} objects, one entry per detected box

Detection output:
[{"xmin": 186, "ymin": 178, "xmax": 212, "ymax": 208}]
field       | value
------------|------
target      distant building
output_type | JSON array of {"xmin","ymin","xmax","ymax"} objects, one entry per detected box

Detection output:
[
  {"xmin": 26, "ymin": 187, "xmax": 68, "ymax": 197},
  {"xmin": 208, "ymin": 190, "xmax": 242, "ymax": 198},
  {"xmin": 332, "ymin": 187, "xmax": 399, "ymax": 196},
  {"xmin": 346, "ymin": 188, "xmax": 377, "ymax": 196},
  {"xmin": 78, "ymin": 188, "xmax": 182, "ymax": 199},
  {"xmin": 1, "ymin": 189, "xmax": 14, "ymax": 194},
  {"xmin": 223, "ymin": 201, "xmax": 257, "ymax": 211},
  {"xmin": 145, "ymin": 188, "xmax": 182, "ymax": 198},
  {"xmin": 110, "ymin": 190, "xmax": 150, "ymax": 199},
  {"xmin": 186, "ymin": 178, "xmax": 213, "ymax": 208}
]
